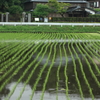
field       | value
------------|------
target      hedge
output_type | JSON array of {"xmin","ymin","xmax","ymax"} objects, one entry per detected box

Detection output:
[{"xmin": 50, "ymin": 17, "xmax": 100, "ymax": 22}]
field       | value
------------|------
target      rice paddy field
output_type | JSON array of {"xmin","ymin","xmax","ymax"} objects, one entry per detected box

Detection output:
[{"xmin": 0, "ymin": 25, "xmax": 100, "ymax": 100}]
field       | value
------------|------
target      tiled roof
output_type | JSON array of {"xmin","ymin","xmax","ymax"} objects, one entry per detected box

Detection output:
[
  {"xmin": 67, "ymin": 6, "xmax": 81, "ymax": 12},
  {"xmin": 25, "ymin": 0, "xmax": 88, "ymax": 3}
]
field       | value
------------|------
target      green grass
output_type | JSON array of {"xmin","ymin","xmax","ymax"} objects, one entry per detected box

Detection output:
[{"xmin": 0, "ymin": 25, "xmax": 100, "ymax": 33}]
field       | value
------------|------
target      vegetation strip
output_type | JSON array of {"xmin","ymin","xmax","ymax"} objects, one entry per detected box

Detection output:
[
  {"xmin": 0, "ymin": 25, "xmax": 100, "ymax": 33},
  {"xmin": 71, "ymin": 42, "xmax": 95, "ymax": 99},
  {"xmin": 0, "ymin": 33, "xmax": 100, "ymax": 100},
  {"xmin": 17, "ymin": 33, "xmax": 52, "ymax": 100},
  {"xmin": 63, "ymin": 42, "xmax": 70, "ymax": 100},
  {"xmin": 68, "ymin": 41, "xmax": 84, "ymax": 100}
]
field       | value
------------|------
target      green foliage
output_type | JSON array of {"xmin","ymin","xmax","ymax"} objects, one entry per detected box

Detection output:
[
  {"xmin": 48, "ymin": 0, "xmax": 71, "ymax": 17},
  {"xmin": 51, "ymin": 17, "xmax": 100, "ymax": 22},
  {"xmin": 0, "ymin": 32, "xmax": 100, "ymax": 100},
  {"xmin": 0, "ymin": 25, "xmax": 100, "ymax": 33},
  {"xmin": 89, "ymin": 14, "xmax": 100, "ymax": 18},
  {"xmin": 0, "ymin": 0, "xmax": 9, "ymax": 12},
  {"xmin": 9, "ymin": 5, "xmax": 23, "ymax": 14},
  {"xmin": 94, "ymin": 8, "xmax": 100, "ymax": 12},
  {"xmin": 33, "ymin": 4, "xmax": 50, "ymax": 17},
  {"xmin": 47, "ymin": 0, "xmax": 58, "ymax": 12},
  {"xmin": 57, "ymin": 2, "xmax": 70, "ymax": 17},
  {"xmin": 0, "ymin": 0, "xmax": 24, "ymax": 13}
]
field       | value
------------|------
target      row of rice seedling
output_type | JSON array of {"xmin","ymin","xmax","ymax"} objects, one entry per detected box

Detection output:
[
  {"xmin": 33, "ymin": 34, "xmax": 59, "ymax": 100},
  {"xmin": 40, "ymin": 44, "xmax": 58, "ymax": 100},
  {"xmin": 89, "ymin": 38, "xmax": 100, "ymax": 48},
  {"xmin": 5, "ymin": 47, "xmax": 34, "ymax": 100},
  {"xmin": 69, "ymin": 33, "xmax": 99, "ymax": 94},
  {"xmin": 0, "ymin": 35, "xmax": 31, "ymax": 63},
  {"xmin": 89, "ymin": 42, "xmax": 100, "ymax": 58},
  {"xmin": 70, "ymin": 33, "xmax": 100, "ymax": 59},
  {"xmin": 0, "ymin": 43, "xmax": 30, "ymax": 76},
  {"xmin": 0, "ymin": 33, "xmax": 26, "ymax": 40},
  {"xmin": 0, "ymin": 36, "xmax": 36, "ymax": 92},
  {"xmin": 71, "ymin": 33, "xmax": 100, "ymax": 96},
  {"xmin": 71, "ymin": 41, "xmax": 94, "ymax": 99},
  {"xmin": 0, "ymin": 43, "xmax": 28, "ymax": 74},
  {"xmin": 78, "ymin": 33, "xmax": 100, "ymax": 58},
  {"xmin": 56, "ymin": 43, "xmax": 63, "ymax": 100},
  {"xmin": 82, "ymin": 42, "xmax": 100, "ymax": 71},
  {"xmin": 67, "ymin": 38, "xmax": 84, "ymax": 100},
  {"xmin": 75, "ymin": 34, "xmax": 100, "ymax": 85},
  {"xmin": 0, "ymin": 32, "xmax": 100, "ymax": 100},
  {"xmin": 0, "ymin": 33, "xmax": 42, "ymax": 71},
  {"xmin": 0, "ymin": 33, "xmax": 47, "ymax": 92},
  {"xmin": 69, "ymin": 33, "xmax": 95, "ymax": 99},
  {"xmin": 79, "ymin": 34, "xmax": 99, "ymax": 90},
  {"xmin": 78, "ymin": 43, "xmax": 100, "ymax": 87},
  {"xmin": 83, "ymin": 41, "xmax": 99, "ymax": 51},
  {"xmin": 6, "ymin": 42, "xmax": 44, "ymax": 100},
  {"xmin": 94, "ymin": 41, "xmax": 100, "ymax": 47},
  {"xmin": 76, "ymin": 43, "xmax": 100, "ymax": 95},
  {"xmin": 62, "ymin": 36, "xmax": 70, "ymax": 100},
  {"xmin": 74, "ymin": 34, "xmax": 100, "ymax": 57},
  {"xmin": 5, "ymin": 33, "xmax": 50, "ymax": 100},
  {"xmin": 72, "ymin": 33, "xmax": 100, "ymax": 65},
  {"xmin": 0, "ymin": 33, "xmax": 23, "ymax": 54},
  {"xmin": 16, "ymin": 33, "xmax": 54, "ymax": 100},
  {"xmin": 0, "ymin": 43, "xmax": 18, "ymax": 64},
  {"xmin": 0, "ymin": 33, "xmax": 35, "ymax": 76},
  {"xmin": 18, "ymin": 43, "xmax": 51, "ymax": 100}
]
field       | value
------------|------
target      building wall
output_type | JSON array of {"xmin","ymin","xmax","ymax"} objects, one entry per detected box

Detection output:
[
  {"xmin": 70, "ymin": 3, "xmax": 87, "ymax": 7},
  {"xmin": 48, "ymin": 13, "xmax": 68, "ymax": 17},
  {"xmin": 33, "ymin": 2, "xmax": 47, "ymax": 8},
  {"xmin": 24, "ymin": 0, "xmax": 99, "ymax": 17},
  {"xmin": 24, "ymin": 2, "xmax": 34, "ymax": 11},
  {"xmin": 87, "ymin": 0, "xmax": 100, "ymax": 8},
  {"xmin": 24, "ymin": 0, "xmax": 100, "ymax": 11},
  {"xmin": 24, "ymin": 2, "xmax": 47, "ymax": 11}
]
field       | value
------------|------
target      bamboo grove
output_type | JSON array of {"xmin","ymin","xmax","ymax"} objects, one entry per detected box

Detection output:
[{"xmin": 0, "ymin": 32, "xmax": 100, "ymax": 100}]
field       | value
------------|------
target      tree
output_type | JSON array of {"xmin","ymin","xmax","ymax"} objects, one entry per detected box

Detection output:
[
  {"xmin": 9, "ymin": 5, "xmax": 23, "ymax": 14},
  {"xmin": 0, "ymin": 0, "xmax": 25, "ymax": 13},
  {"xmin": 0, "ymin": 0, "xmax": 10, "ymax": 12},
  {"xmin": 33, "ymin": 4, "xmax": 50, "ymax": 17},
  {"xmin": 48, "ymin": 0, "xmax": 71, "ymax": 17},
  {"xmin": 57, "ymin": 2, "xmax": 70, "ymax": 17},
  {"xmin": 47, "ymin": 0, "xmax": 58, "ymax": 13}
]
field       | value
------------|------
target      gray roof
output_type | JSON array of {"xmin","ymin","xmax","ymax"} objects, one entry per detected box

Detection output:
[{"xmin": 25, "ymin": 0, "xmax": 88, "ymax": 3}]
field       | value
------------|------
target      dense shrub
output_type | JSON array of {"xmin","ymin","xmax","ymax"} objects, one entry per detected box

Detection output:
[
  {"xmin": 50, "ymin": 17, "xmax": 100, "ymax": 22},
  {"xmin": 89, "ymin": 14, "xmax": 100, "ymax": 18},
  {"xmin": 0, "ymin": 25, "xmax": 100, "ymax": 33},
  {"xmin": 9, "ymin": 5, "xmax": 23, "ymax": 14}
]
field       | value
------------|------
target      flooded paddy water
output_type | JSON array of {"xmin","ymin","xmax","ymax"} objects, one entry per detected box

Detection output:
[{"xmin": 0, "ymin": 33, "xmax": 100, "ymax": 100}]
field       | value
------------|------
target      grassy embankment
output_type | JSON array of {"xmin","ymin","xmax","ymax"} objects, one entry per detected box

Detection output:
[{"xmin": 0, "ymin": 25, "xmax": 100, "ymax": 33}]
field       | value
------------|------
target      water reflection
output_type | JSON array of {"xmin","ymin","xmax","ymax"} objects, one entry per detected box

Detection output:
[{"xmin": 0, "ymin": 43, "xmax": 100, "ymax": 100}]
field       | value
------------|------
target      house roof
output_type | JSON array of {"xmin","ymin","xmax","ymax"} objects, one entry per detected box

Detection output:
[
  {"xmin": 25, "ymin": 0, "xmax": 88, "ymax": 3},
  {"xmin": 67, "ymin": 6, "xmax": 81, "ymax": 12}
]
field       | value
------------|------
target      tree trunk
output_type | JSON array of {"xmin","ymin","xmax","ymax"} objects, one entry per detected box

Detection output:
[{"xmin": 60, "ymin": 13, "xmax": 64, "ymax": 18}]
